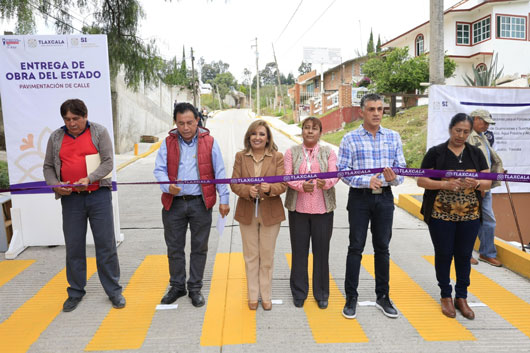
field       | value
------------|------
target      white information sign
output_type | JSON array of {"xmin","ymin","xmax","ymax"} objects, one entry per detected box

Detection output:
[
  {"xmin": 428, "ymin": 85, "xmax": 530, "ymax": 193},
  {"xmin": 303, "ymin": 47, "xmax": 341, "ymax": 66},
  {"xmin": 0, "ymin": 35, "xmax": 122, "ymax": 258}
]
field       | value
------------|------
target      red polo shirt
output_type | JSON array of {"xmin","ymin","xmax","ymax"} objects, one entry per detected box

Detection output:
[{"xmin": 59, "ymin": 127, "xmax": 99, "ymax": 191}]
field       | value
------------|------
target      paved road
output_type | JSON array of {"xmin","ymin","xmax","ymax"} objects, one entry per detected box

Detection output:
[{"xmin": 1, "ymin": 109, "xmax": 530, "ymax": 352}]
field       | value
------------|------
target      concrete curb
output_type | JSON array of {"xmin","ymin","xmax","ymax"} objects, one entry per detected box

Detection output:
[
  {"xmin": 396, "ymin": 193, "xmax": 530, "ymax": 280},
  {"xmin": 116, "ymin": 140, "xmax": 162, "ymax": 172}
]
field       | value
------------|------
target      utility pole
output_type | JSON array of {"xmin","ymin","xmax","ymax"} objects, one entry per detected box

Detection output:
[
  {"xmin": 429, "ymin": 0, "xmax": 445, "ymax": 85},
  {"xmin": 252, "ymin": 38, "xmax": 260, "ymax": 116},
  {"xmin": 191, "ymin": 47, "xmax": 197, "ymax": 107},
  {"xmin": 215, "ymin": 84, "xmax": 223, "ymax": 110},
  {"xmin": 272, "ymin": 43, "xmax": 286, "ymax": 115}
]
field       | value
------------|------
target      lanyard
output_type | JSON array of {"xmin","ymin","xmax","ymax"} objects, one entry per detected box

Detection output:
[{"xmin": 303, "ymin": 147, "xmax": 315, "ymax": 173}]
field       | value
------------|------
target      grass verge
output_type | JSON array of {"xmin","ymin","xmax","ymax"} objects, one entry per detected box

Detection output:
[{"xmin": 321, "ymin": 105, "xmax": 428, "ymax": 169}]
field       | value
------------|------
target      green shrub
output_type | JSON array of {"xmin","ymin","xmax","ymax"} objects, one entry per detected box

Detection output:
[{"xmin": 0, "ymin": 161, "xmax": 9, "ymax": 189}]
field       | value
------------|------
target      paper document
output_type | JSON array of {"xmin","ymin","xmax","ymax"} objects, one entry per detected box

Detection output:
[
  {"xmin": 216, "ymin": 215, "xmax": 226, "ymax": 236},
  {"xmin": 86, "ymin": 153, "xmax": 112, "ymax": 179},
  {"xmin": 156, "ymin": 304, "xmax": 178, "ymax": 310}
]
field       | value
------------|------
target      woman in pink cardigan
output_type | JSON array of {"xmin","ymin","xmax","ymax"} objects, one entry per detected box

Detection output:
[{"xmin": 284, "ymin": 117, "xmax": 339, "ymax": 309}]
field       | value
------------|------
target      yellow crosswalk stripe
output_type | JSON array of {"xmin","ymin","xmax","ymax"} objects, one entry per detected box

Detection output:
[
  {"xmin": 0, "ymin": 258, "xmax": 97, "ymax": 353},
  {"xmin": 285, "ymin": 254, "xmax": 369, "ymax": 343},
  {"xmin": 85, "ymin": 255, "xmax": 169, "ymax": 351},
  {"xmin": 424, "ymin": 255, "xmax": 530, "ymax": 339},
  {"xmin": 0, "ymin": 260, "xmax": 35, "ymax": 288},
  {"xmin": 362, "ymin": 255, "xmax": 475, "ymax": 341},
  {"xmin": 201, "ymin": 252, "xmax": 256, "ymax": 346}
]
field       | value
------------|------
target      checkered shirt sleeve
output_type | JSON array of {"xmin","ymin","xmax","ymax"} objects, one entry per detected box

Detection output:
[{"xmin": 337, "ymin": 126, "xmax": 406, "ymax": 188}]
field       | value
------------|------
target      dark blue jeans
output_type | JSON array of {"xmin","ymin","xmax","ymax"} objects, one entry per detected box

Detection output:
[
  {"xmin": 428, "ymin": 218, "xmax": 481, "ymax": 299},
  {"xmin": 61, "ymin": 188, "xmax": 122, "ymax": 299},
  {"xmin": 345, "ymin": 188, "xmax": 394, "ymax": 299},
  {"xmin": 162, "ymin": 197, "xmax": 212, "ymax": 292}
]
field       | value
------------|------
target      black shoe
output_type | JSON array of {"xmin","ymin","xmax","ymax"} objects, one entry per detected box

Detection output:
[
  {"xmin": 293, "ymin": 298, "xmax": 305, "ymax": 308},
  {"xmin": 110, "ymin": 294, "xmax": 126, "ymax": 309},
  {"xmin": 63, "ymin": 296, "xmax": 83, "ymax": 312},
  {"xmin": 189, "ymin": 291, "xmax": 205, "ymax": 307},
  {"xmin": 317, "ymin": 300, "xmax": 328, "ymax": 309},
  {"xmin": 376, "ymin": 295, "xmax": 399, "ymax": 318},
  {"xmin": 161, "ymin": 286, "xmax": 187, "ymax": 304},
  {"xmin": 342, "ymin": 296, "xmax": 357, "ymax": 319}
]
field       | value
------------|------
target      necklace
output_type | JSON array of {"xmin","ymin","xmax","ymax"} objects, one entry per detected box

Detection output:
[{"xmin": 457, "ymin": 150, "xmax": 464, "ymax": 164}]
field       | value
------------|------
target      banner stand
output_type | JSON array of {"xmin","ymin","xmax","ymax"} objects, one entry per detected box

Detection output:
[{"xmin": 0, "ymin": 34, "xmax": 122, "ymax": 258}]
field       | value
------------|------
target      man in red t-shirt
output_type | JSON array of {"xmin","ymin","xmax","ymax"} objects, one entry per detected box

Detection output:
[{"xmin": 43, "ymin": 99, "xmax": 125, "ymax": 312}]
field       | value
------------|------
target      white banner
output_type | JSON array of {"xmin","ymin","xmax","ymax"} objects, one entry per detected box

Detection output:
[
  {"xmin": 0, "ymin": 35, "xmax": 121, "ymax": 257},
  {"xmin": 428, "ymin": 85, "xmax": 530, "ymax": 193}
]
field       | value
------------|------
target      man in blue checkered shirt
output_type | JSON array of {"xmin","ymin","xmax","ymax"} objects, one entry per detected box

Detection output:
[{"xmin": 337, "ymin": 93, "xmax": 406, "ymax": 320}]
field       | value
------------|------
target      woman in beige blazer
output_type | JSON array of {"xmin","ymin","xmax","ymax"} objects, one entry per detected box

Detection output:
[{"xmin": 231, "ymin": 120, "xmax": 286, "ymax": 311}]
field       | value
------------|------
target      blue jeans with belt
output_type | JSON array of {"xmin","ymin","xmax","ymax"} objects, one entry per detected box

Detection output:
[
  {"xmin": 345, "ymin": 187, "xmax": 394, "ymax": 299},
  {"xmin": 61, "ymin": 187, "xmax": 122, "ymax": 299}
]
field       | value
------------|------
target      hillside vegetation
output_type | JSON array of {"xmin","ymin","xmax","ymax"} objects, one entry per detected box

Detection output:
[{"xmin": 321, "ymin": 105, "xmax": 428, "ymax": 169}]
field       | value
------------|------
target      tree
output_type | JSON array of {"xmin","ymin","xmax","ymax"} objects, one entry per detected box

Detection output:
[
  {"xmin": 242, "ymin": 68, "xmax": 252, "ymax": 86},
  {"xmin": 367, "ymin": 29, "xmax": 375, "ymax": 54},
  {"xmin": 282, "ymin": 73, "xmax": 295, "ymax": 85},
  {"xmin": 180, "ymin": 46, "xmax": 187, "ymax": 80},
  {"xmin": 260, "ymin": 62, "xmax": 278, "ymax": 86},
  {"xmin": 362, "ymin": 47, "xmax": 456, "ymax": 93},
  {"xmin": 376, "ymin": 35, "xmax": 382, "ymax": 53},
  {"xmin": 201, "ymin": 60, "xmax": 230, "ymax": 83},
  {"xmin": 0, "ymin": 0, "xmax": 163, "ymax": 88},
  {"xmin": 160, "ymin": 56, "xmax": 191, "ymax": 88},
  {"xmin": 298, "ymin": 61, "xmax": 312, "ymax": 76},
  {"xmin": 213, "ymin": 71, "xmax": 236, "ymax": 99}
]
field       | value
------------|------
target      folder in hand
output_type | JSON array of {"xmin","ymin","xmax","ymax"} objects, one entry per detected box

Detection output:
[{"xmin": 85, "ymin": 153, "xmax": 112, "ymax": 180}]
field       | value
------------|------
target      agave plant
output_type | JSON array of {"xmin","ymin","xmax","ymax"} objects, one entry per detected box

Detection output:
[{"xmin": 463, "ymin": 52, "xmax": 504, "ymax": 87}]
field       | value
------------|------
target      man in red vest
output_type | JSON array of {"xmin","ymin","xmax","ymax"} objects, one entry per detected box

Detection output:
[
  {"xmin": 154, "ymin": 102, "xmax": 230, "ymax": 307},
  {"xmin": 43, "ymin": 99, "xmax": 124, "ymax": 312}
]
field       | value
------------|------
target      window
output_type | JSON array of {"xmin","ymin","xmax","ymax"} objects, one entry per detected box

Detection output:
[
  {"xmin": 473, "ymin": 17, "xmax": 490, "ymax": 43},
  {"xmin": 415, "ymin": 34, "xmax": 424, "ymax": 56},
  {"xmin": 307, "ymin": 82, "xmax": 314, "ymax": 93},
  {"xmin": 497, "ymin": 15, "xmax": 526, "ymax": 39},
  {"xmin": 476, "ymin": 63, "xmax": 487, "ymax": 73},
  {"xmin": 457, "ymin": 23, "xmax": 470, "ymax": 45},
  {"xmin": 331, "ymin": 72, "xmax": 335, "ymax": 81}
]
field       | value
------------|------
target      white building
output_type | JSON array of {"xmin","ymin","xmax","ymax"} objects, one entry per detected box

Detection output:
[{"xmin": 382, "ymin": 0, "xmax": 530, "ymax": 85}]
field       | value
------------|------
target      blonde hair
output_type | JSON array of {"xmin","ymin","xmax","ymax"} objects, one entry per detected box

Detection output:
[{"xmin": 243, "ymin": 120, "xmax": 278, "ymax": 153}]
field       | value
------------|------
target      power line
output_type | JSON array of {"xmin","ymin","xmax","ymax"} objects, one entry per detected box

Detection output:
[
  {"xmin": 283, "ymin": 0, "xmax": 337, "ymax": 56},
  {"xmin": 275, "ymin": 0, "xmax": 304, "ymax": 43}
]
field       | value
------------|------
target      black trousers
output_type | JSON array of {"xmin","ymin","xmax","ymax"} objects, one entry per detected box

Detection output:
[
  {"xmin": 162, "ymin": 197, "xmax": 212, "ymax": 292},
  {"xmin": 428, "ymin": 218, "xmax": 480, "ymax": 299},
  {"xmin": 288, "ymin": 210, "xmax": 334, "ymax": 301},
  {"xmin": 345, "ymin": 188, "xmax": 394, "ymax": 299}
]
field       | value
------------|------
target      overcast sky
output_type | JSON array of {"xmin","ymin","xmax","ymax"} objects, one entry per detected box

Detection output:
[
  {"xmin": 1, "ymin": 0, "xmax": 462, "ymax": 82},
  {"xmin": 140, "ymin": 0, "xmax": 462, "ymax": 81}
]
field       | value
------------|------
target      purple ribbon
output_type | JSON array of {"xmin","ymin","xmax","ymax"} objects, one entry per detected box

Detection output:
[{"xmin": 2, "ymin": 167, "xmax": 529, "ymax": 194}]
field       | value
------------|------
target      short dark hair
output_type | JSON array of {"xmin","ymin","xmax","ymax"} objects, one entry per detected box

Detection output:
[
  {"xmin": 60, "ymin": 99, "xmax": 87, "ymax": 117},
  {"xmin": 302, "ymin": 116, "xmax": 322, "ymax": 132},
  {"xmin": 360, "ymin": 93, "xmax": 383, "ymax": 110},
  {"xmin": 449, "ymin": 113, "xmax": 473, "ymax": 130},
  {"xmin": 173, "ymin": 102, "xmax": 198, "ymax": 122}
]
